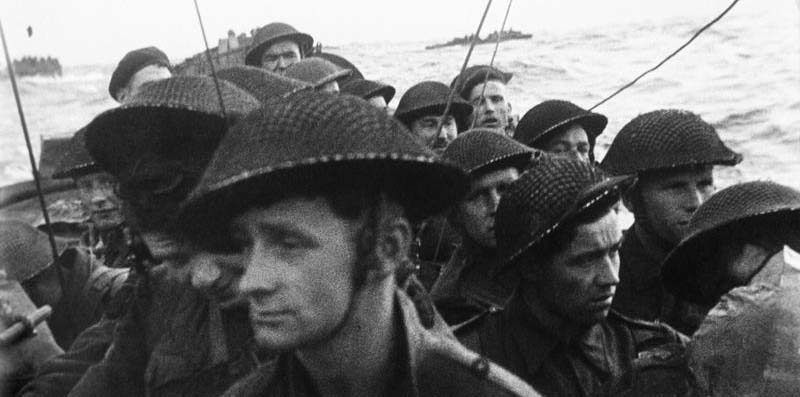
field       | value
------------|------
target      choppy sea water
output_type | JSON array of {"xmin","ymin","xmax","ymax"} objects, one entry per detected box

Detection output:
[{"xmin": 1, "ymin": 10, "xmax": 799, "ymax": 192}]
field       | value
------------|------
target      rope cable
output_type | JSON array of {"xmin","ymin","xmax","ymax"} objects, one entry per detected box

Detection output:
[
  {"xmin": 590, "ymin": 0, "xmax": 741, "ymax": 111},
  {"xmin": 433, "ymin": 0, "xmax": 494, "ymax": 143},
  {"xmin": 471, "ymin": 0, "xmax": 514, "ymax": 129}
]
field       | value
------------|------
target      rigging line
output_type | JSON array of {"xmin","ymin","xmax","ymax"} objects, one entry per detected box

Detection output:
[
  {"xmin": 589, "ymin": 0, "xmax": 741, "ymax": 111},
  {"xmin": 0, "ymin": 19, "xmax": 62, "ymax": 268},
  {"xmin": 471, "ymin": 0, "xmax": 514, "ymax": 129},
  {"xmin": 428, "ymin": 0, "xmax": 492, "ymax": 265},
  {"xmin": 193, "ymin": 0, "xmax": 227, "ymax": 118},
  {"xmin": 434, "ymin": 0, "xmax": 494, "ymax": 140}
]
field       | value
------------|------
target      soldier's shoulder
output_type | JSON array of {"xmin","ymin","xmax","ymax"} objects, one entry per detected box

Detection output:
[
  {"xmin": 220, "ymin": 361, "xmax": 279, "ymax": 397},
  {"xmin": 417, "ymin": 333, "xmax": 540, "ymax": 396},
  {"xmin": 608, "ymin": 310, "xmax": 692, "ymax": 375},
  {"xmin": 609, "ymin": 309, "xmax": 688, "ymax": 343}
]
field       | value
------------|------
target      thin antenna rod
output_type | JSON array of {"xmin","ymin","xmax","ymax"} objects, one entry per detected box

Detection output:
[
  {"xmin": 193, "ymin": 0, "xmax": 227, "ymax": 117},
  {"xmin": 434, "ymin": 0, "xmax": 493, "ymax": 142},
  {"xmin": 471, "ymin": 0, "xmax": 513, "ymax": 129},
  {"xmin": 0, "ymin": 19, "xmax": 61, "ymax": 265}
]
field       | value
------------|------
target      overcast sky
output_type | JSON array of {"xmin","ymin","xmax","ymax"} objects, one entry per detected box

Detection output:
[{"xmin": 0, "ymin": 0, "xmax": 796, "ymax": 66}]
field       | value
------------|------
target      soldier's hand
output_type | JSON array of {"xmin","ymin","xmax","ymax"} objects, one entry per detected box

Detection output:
[{"xmin": 0, "ymin": 278, "xmax": 63, "ymax": 395}]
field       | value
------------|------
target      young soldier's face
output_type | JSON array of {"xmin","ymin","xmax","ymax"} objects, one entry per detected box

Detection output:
[
  {"xmin": 261, "ymin": 40, "xmax": 302, "ymax": 74},
  {"xmin": 635, "ymin": 166, "xmax": 714, "ymax": 245},
  {"xmin": 538, "ymin": 124, "xmax": 591, "ymax": 163},
  {"xmin": 533, "ymin": 208, "xmax": 622, "ymax": 326},
  {"xmin": 469, "ymin": 80, "xmax": 510, "ymax": 131},
  {"xmin": 75, "ymin": 172, "xmax": 124, "ymax": 231},
  {"xmin": 232, "ymin": 197, "xmax": 361, "ymax": 351},
  {"xmin": 457, "ymin": 167, "xmax": 519, "ymax": 248}
]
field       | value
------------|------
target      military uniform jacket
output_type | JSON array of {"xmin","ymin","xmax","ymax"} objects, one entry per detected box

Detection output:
[
  {"xmin": 221, "ymin": 288, "xmax": 540, "ymax": 397},
  {"xmin": 691, "ymin": 246, "xmax": 800, "ymax": 395},
  {"xmin": 67, "ymin": 265, "xmax": 263, "ymax": 397},
  {"xmin": 18, "ymin": 317, "xmax": 116, "ymax": 397},
  {"xmin": 18, "ymin": 249, "xmax": 135, "ymax": 397},
  {"xmin": 0, "ymin": 276, "xmax": 63, "ymax": 396},
  {"xmin": 462, "ymin": 292, "xmax": 695, "ymax": 396},
  {"xmin": 430, "ymin": 243, "xmax": 514, "ymax": 332},
  {"xmin": 413, "ymin": 215, "xmax": 462, "ymax": 290},
  {"xmin": 612, "ymin": 225, "xmax": 706, "ymax": 335},
  {"xmin": 48, "ymin": 247, "xmax": 129, "ymax": 349},
  {"xmin": 79, "ymin": 226, "xmax": 130, "ymax": 269}
]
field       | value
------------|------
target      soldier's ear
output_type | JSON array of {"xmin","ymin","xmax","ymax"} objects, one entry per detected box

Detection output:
[
  {"xmin": 116, "ymin": 86, "xmax": 129, "ymax": 103},
  {"xmin": 374, "ymin": 216, "xmax": 412, "ymax": 276},
  {"xmin": 621, "ymin": 185, "xmax": 638, "ymax": 214}
]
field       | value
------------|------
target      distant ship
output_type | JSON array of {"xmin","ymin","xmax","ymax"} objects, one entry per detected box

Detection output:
[
  {"xmin": 425, "ymin": 28, "xmax": 532, "ymax": 50},
  {"xmin": 8, "ymin": 56, "xmax": 62, "ymax": 77}
]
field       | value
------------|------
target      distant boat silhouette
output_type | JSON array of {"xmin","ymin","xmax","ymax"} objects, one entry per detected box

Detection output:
[
  {"xmin": 3, "ymin": 56, "xmax": 62, "ymax": 78},
  {"xmin": 425, "ymin": 28, "xmax": 532, "ymax": 50}
]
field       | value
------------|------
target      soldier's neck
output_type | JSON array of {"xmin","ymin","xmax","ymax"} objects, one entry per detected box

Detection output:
[
  {"xmin": 633, "ymin": 222, "xmax": 673, "ymax": 263},
  {"xmin": 520, "ymin": 286, "xmax": 587, "ymax": 344},
  {"xmin": 296, "ymin": 277, "xmax": 401, "ymax": 397},
  {"xmin": 462, "ymin": 237, "xmax": 497, "ymax": 271}
]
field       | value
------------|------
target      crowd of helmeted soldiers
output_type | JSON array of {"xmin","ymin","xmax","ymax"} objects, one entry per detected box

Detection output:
[{"xmin": 1, "ymin": 21, "xmax": 799, "ymax": 397}]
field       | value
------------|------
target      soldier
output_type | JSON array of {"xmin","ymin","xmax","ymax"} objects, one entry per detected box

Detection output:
[
  {"xmin": 394, "ymin": 81, "xmax": 473, "ymax": 152},
  {"xmin": 661, "ymin": 181, "xmax": 800, "ymax": 395},
  {"xmin": 393, "ymin": 81, "xmax": 473, "ymax": 288},
  {"xmin": 451, "ymin": 65, "xmax": 514, "ymax": 135},
  {"xmin": 0, "ymin": 219, "xmax": 127, "ymax": 350},
  {"xmin": 601, "ymin": 109, "xmax": 742, "ymax": 334},
  {"xmin": 0, "ymin": 269, "xmax": 63, "ymax": 395},
  {"xmin": 108, "ymin": 46, "xmax": 172, "ymax": 103},
  {"xmin": 514, "ymin": 100, "xmax": 607, "ymax": 163},
  {"xmin": 283, "ymin": 57, "xmax": 351, "ymax": 93},
  {"xmin": 245, "ymin": 22, "xmax": 313, "ymax": 74},
  {"xmin": 432, "ymin": 129, "xmax": 535, "ymax": 328},
  {"xmin": 216, "ymin": 65, "xmax": 312, "ymax": 103},
  {"xmin": 177, "ymin": 91, "xmax": 538, "ymax": 396},
  {"xmin": 464, "ymin": 156, "xmax": 694, "ymax": 395},
  {"xmin": 23, "ymin": 76, "xmax": 263, "ymax": 397},
  {"xmin": 310, "ymin": 52, "xmax": 364, "ymax": 87},
  {"xmin": 52, "ymin": 128, "xmax": 127, "ymax": 268},
  {"xmin": 340, "ymin": 78, "xmax": 395, "ymax": 111}
]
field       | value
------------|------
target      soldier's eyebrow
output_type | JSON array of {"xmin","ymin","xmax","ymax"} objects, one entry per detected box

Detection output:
[
  {"xmin": 570, "ymin": 240, "xmax": 622, "ymax": 264},
  {"xmin": 252, "ymin": 220, "xmax": 322, "ymax": 248}
]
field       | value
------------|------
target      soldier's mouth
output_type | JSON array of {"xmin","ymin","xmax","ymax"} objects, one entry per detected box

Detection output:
[
  {"xmin": 250, "ymin": 310, "xmax": 292, "ymax": 324},
  {"xmin": 482, "ymin": 117, "xmax": 500, "ymax": 127}
]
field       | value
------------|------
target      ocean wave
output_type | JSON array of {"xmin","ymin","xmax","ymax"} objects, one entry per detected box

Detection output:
[
  {"xmin": 0, "ymin": 12, "xmax": 798, "ymax": 191},
  {"xmin": 713, "ymin": 109, "xmax": 769, "ymax": 129}
]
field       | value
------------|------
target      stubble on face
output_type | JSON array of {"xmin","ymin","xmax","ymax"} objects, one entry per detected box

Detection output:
[{"xmin": 261, "ymin": 40, "xmax": 302, "ymax": 74}]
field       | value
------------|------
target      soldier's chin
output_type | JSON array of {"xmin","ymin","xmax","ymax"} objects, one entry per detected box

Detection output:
[
  {"xmin": 572, "ymin": 306, "xmax": 611, "ymax": 327},
  {"xmin": 252, "ymin": 326, "xmax": 313, "ymax": 352}
]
